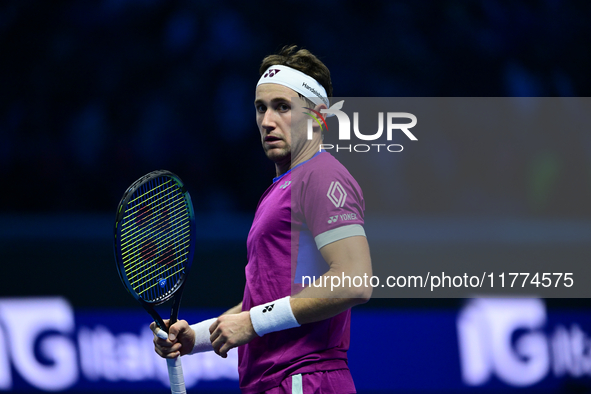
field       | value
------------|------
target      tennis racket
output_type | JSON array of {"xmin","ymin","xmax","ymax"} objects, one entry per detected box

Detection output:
[{"xmin": 113, "ymin": 170, "xmax": 196, "ymax": 394}]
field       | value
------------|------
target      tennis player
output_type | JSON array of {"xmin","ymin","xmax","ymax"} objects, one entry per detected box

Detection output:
[{"xmin": 152, "ymin": 45, "xmax": 372, "ymax": 394}]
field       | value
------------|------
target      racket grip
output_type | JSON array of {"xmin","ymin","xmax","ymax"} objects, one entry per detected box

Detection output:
[
  {"xmin": 166, "ymin": 357, "xmax": 186, "ymax": 394},
  {"xmin": 155, "ymin": 329, "xmax": 186, "ymax": 394}
]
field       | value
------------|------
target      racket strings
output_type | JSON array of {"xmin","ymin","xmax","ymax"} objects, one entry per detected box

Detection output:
[
  {"xmin": 126, "ymin": 230, "xmax": 190, "ymax": 269},
  {"xmin": 121, "ymin": 179, "xmax": 186, "ymax": 250},
  {"xmin": 134, "ymin": 205, "xmax": 153, "ymax": 227},
  {"xmin": 121, "ymin": 205, "xmax": 189, "ymax": 270},
  {"xmin": 127, "ymin": 248, "xmax": 189, "ymax": 284},
  {"xmin": 120, "ymin": 182, "xmax": 178, "ymax": 234},
  {"xmin": 124, "ymin": 231, "xmax": 187, "ymax": 288},
  {"xmin": 137, "ymin": 263, "xmax": 186, "ymax": 296},
  {"xmin": 121, "ymin": 215, "xmax": 188, "ymax": 262},
  {"xmin": 120, "ymin": 200, "xmax": 188, "ymax": 253},
  {"xmin": 132, "ymin": 257, "xmax": 186, "ymax": 292},
  {"xmin": 125, "ymin": 233, "xmax": 190, "ymax": 284},
  {"xmin": 121, "ymin": 182, "xmax": 188, "ymax": 249},
  {"xmin": 123, "ymin": 179, "xmax": 173, "ymax": 215},
  {"xmin": 123, "ymin": 237, "xmax": 190, "ymax": 280},
  {"xmin": 125, "ymin": 243, "xmax": 188, "ymax": 283},
  {"xmin": 119, "ymin": 176, "xmax": 191, "ymax": 302}
]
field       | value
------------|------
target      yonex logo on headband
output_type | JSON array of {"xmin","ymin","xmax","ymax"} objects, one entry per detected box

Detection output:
[
  {"xmin": 257, "ymin": 65, "xmax": 329, "ymax": 108},
  {"xmin": 264, "ymin": 69, "xmax": 281, "ymax": 78}
]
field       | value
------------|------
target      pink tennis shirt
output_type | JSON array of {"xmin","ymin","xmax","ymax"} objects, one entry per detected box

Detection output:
[{"xmin": 239, "ymin": 151, "xmax": 365, "ymax": 393}]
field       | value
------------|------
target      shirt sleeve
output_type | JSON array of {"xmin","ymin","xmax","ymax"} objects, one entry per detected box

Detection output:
[{"xmin": 299, "ymin": 165, "xmax": 366, "ymax": 250}]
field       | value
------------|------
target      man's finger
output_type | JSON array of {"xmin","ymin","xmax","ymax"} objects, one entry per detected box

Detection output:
[
  {"xmin": 211, "ymin": 333, "xmax": 225, "ymax": 354},
  {"xmin": 218, "ymin": 342, "xmax": 233, "ymax": 358},
  {"xmin": 209, "ymin": 318, "xmax": 220, "ymax": 334},
  {"xmin": 149, "ymin": 322, "xmax": 167, "ymax": 340},
  {"xmin": 165, "ymin": 351, "xmax": 180, "ymax": 359},
  {"xmin": 155, "ymin": 328, "xmax": 168, "ymax": 340},
  {"xmin": 150, "ymin": 319, "xmax": 171, "ymax": 337},
  {"xmin": 209, "ymin": 323, "xmax": 222, "ymax": 343},
  {"xmin": 155, "ymin": 343, "xmax": 180, "ymax": 357},
  {"xmin": 168, "ymin": 321, "xmax": 185, "ymax": 342}
]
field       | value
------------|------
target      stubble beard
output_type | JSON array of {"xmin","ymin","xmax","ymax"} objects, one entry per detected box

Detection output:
[{"xmin": 264, "ymin": 142, "xmax": 292, "ymax": 167}]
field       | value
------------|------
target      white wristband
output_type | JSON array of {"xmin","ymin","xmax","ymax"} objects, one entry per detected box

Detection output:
[
  {"xmin": 189, "ymin": 317, "xmax": 218, "ymax": 354},
  {"xmin": 249, "ymin": 296, "xmax": 300, "ymax": 337}
]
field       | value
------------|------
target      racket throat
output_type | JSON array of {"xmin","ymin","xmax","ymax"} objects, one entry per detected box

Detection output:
[
  {"xmin": 142, "ymin": 304, "xmax": 169, "ymax": 333},
  {"xmin": 168, "ymin": 283, "xmax": 185, "ymax": 325}
]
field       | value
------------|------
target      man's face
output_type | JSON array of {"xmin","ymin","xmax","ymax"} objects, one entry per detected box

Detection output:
[{"xmin": 254, "ymin": 84, "xmax": 309, "ymax": 166}]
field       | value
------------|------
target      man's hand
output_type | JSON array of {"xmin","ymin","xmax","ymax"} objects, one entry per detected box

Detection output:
[
  {"xmin": 209, "ymin": 312, "xmax": 258, "ymax": 358},
  {"xmin": 150, "ymin": 319, "xmax": 196, "ymax": 359}
]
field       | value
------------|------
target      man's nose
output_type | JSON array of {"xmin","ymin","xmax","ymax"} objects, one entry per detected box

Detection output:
[{"xmin": 261, "ymin": 109, "xmax": 276, "ymax": 130}]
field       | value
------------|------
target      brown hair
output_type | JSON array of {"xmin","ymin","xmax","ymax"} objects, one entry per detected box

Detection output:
[{"xmin": 259, "ymin": 45, "xmax": 333, "ymax": 98}]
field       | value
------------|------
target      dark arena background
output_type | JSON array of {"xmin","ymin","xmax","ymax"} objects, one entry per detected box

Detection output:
[{"xmin": 1, "ymin": 1, "xmax": 591, "ymax": 393}]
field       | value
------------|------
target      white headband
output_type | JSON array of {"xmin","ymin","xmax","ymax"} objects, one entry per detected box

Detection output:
[{"xmin": 256, "ymin": 65, "xmax": 329, "ymax": 108}]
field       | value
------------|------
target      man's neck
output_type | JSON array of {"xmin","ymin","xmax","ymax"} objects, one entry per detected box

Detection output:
[{"xmin": 275, "ymin": 143, "xmax": 320, "ymax": 178}]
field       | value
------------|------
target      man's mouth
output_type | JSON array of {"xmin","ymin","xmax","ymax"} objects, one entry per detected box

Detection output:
[{"xmin": 265, "ymin": 136, "xmax": 282, "ymax": 142}]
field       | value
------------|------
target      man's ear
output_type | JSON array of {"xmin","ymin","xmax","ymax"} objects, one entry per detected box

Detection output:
[
  {"xmin": 312, "ymin": 103, "xmax": 328, "ymax": 131},
  {"xmin": 315, "ymin": 103, "xmax": 328, "ymax": 114}
]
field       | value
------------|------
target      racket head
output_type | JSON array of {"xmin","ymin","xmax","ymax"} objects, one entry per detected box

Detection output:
[{"xmin": 113, "ymin": 170, "xmax": 196, "ymax": 306}]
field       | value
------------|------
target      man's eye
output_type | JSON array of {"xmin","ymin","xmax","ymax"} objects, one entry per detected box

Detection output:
[
  {"xmin": 256, "ymin": 105, "xmax": 266, "ymax": 113},
  {"xmin": 278, "ymin": 103, "xmax": 290, "ymax": 112}
]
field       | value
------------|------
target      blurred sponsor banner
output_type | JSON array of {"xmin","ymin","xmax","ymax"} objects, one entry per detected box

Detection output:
[
  {"xmin": 350, "ymin": 298, "xmax": 591, "ymax": 392},
  {"xmin": 0, "ymin": 298, "xmax": 238, "ymax": 392},
  {"xmin": 1, "ymin": 297, "xmax": 590, "ymax": 392}
]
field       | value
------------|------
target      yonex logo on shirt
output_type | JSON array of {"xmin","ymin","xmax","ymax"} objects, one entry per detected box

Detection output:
[
  {"xmin": 340, "ymin": 213, "xmax": 357, "ymax": 221},
  {"xmin": 327, "ymin": 213, "xmax": 358, "ymax": 224},
  {"xmin": 327, "ymin": 181, "xmax": 347, "ymax": 208},
  {"xmin": 279, "ymin": 181, "xmax": 291, "ymax": 189},
  {"xmin": 262, "ymin": 304, "xmax": 274, "ymax": 313}
]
